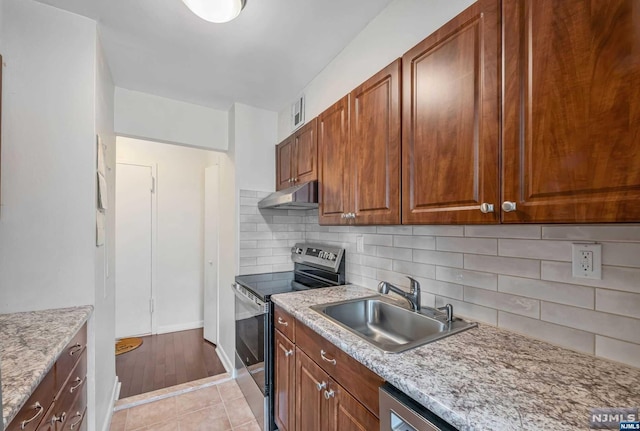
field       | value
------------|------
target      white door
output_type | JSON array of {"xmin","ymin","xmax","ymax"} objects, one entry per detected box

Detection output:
[
  {"xmin": 116, "ymin": 163, "xmax": 154, "ymax": 338},
  {"xmin": 203, "ymin": 165, "xmax": 219, "ymax": 344}
]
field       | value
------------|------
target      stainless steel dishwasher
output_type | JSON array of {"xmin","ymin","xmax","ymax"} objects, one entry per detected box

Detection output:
[{"xmin": 380, "ymin": 384, "xmax": 458, "ymax": 431}]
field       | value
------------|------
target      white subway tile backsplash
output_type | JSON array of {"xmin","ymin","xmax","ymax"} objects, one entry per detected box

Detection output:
[
  {"xmin": 464, "ymin": 287, "xmax": 540, "ymax": 318},
  {"xmin": 413, "ymin": 226, "xmax": 464, "ymax": 236},
  {"xmin": 376, "ymin": 246, "xmax": 412, "ymax": 262},
  {"xmin": 542, "ymin": 225, "xmax": 640, "ymax": 242},
  {"xmin": 464, "ymin": 254, "xmax": 541, "ymax": 278},
  {"xmin": 437, "ymin": 237, "xmax": 497, "ymax": 255},
  {"xmin": 595, "ymin": 289, "xmax": 640, "ymax": 319},
  {"xmin": 498, "ymin": 275, "xmax": 594, "ymax": 309},
  {"xmin": 541, "ymin": 302, "xmax": 640, "ymax": 344},
  {"xmin": 499, "ymin": 239, "xmax": 572, "ymax": 261},
  {"xmin": 413, "ymin": 249, "xmax": 463, "ymax": 268},
  {"xmin": 240, "ymin": 197, "xmax": 259, "ymax": 206},
  {"xmin": 377, "ymin": 226, "xmax": 413, "ymax": 235},
  {"xmin": 239, "ymin": 190, "xmax": 257, "ymax": 198},
  {"xmin": 498, "ymin": 312, "xmax": 594, "ymax": 354},
  {"xmin": 541, "ymin": 261, "xmax": 640, "ymax": 294},
  {"xmin": 239, "ymin": 248, "xmax": 272, "ymax": 258},
  {"xmin": 465, "ymin": 225, "xmax": 542, "ymax": 239},
  {"xmin": 392, "ymin": 260, "xmax": 436, "ymax": 279},
  {"xmin": 240, "ymin": 223, "xmax": 257, "ymax": 232},
  {"xmin": 393, "ymin": 235, "xmax": 436, "ymax": 250},
  {"xmin": 436, "ymin": 267, "xmax": 497, "ymax": 291},
  {"xmin": 595, "ymin": 336, "xmax": 640, "ymax": 368},
  {"xmin": 239, "ymin": 197, "xmax": 639, "ymax": 367}
]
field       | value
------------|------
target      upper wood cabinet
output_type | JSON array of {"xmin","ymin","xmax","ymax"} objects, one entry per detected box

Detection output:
[
  {"xmin": 318, "ymin": 96, "xmax": 351, "ymax": 225},
  {"xmin": 502, "ymin": 0, "xmax": 640, "ymax": 223},
  {"xmin": 319, "ymin": 60, "xmax": 401, "ymax": 225},
  {"xmin": 350, "ymin": 59, "xmax": 401, "ymax": 225},
  {"xmin": 402, "ymin": 0, "xmax": 500, "ymax": 224},
  {"xmin": 275, "ymin": 119, "xmax": 318, "ymax": 191}
]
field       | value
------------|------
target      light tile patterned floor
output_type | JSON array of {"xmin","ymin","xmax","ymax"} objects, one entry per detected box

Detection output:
[{"xmin": 110, "ymin": 376, "xmax": 260, "ymax": 431}]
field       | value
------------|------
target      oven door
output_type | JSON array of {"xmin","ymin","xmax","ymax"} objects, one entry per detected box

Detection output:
[{"xmin": 233, "ymin": 284, "xmax": 267, "ymax": 393}]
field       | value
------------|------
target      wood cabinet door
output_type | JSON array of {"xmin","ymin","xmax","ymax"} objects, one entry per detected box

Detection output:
[
  {"xmin": 318, "ymin": 95, "xmax": 350, "ymax": 225},
  {"xmin": 295, "ymin": 349, "xmax": 330, "ymax": 431},
  {"xmin": 294, "ymin": 118, "xmax": 318, "ymax": 184},
  {"xmin": 502, "ymin": 0, "xmax": 640, "ymax": 223},
  {"xmin": 350, "ymin": 59, "xmax": 401, "ymax": 225},
  {"xmin": 276, "ymin": 136, "xmax": 294, "ymax": 191},
  {"xmin": 402, "ymin": 0, "xmax": 500, "ymax": 224},
  {"xmin": 274, "ymin": 330, "xmax": 296, "ymax": 431},
  {"xmin": 328, "ymin": 381, "xmax": 379, "ymax": 431}
]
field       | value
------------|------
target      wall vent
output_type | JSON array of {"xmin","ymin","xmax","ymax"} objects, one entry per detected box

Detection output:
[{"xmin": 291, "ymin": 95, "xmax": 305, "ymax": 131}]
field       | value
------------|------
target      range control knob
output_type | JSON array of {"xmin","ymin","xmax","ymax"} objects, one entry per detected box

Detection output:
[{"xmin": 291, "ymin": 247, "xmax": 303, "ymax": 254}]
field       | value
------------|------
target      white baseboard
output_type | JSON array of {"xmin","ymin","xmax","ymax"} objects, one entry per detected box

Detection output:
[
  {"xmin": 156, "ymin": 320, "xmax": 203, "ymax": 335},
  {"xmin": 100, "ymin": 376, "xmax": 120, "ymax": 431},
  {"xmin": 216, "ymin": 345, "xmax": 234, "ymax": 375}
]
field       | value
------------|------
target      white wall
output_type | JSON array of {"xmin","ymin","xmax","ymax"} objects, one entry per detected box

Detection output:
[
  {"xmin": 116, "ymin": 137, "xmax": 221, "ymax": 333},
  {"xmin": 115, "ymin": 88, "xmax": 229, "ymax": 151},
  {"xmin": 93, "ymin": 34, "xmax": 117, "ymax": 431},
  {"xmin": 0, "ymin": 0, "xmax": 96, "ymax": 311},
  {"xmin": 233, "ymin": 103, "xmax": 278, "ymax": 192},
  {"xmin": 277, "ymin": 0, "xmax": 475, "ymax": 140}
]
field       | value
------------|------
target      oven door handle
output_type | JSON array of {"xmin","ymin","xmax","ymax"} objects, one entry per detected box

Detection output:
[{"xmin": 232, "ymin": 283, "xmax": 266, "ymax": 313}]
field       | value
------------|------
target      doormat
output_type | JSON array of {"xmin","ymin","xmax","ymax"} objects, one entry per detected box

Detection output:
[{"xmin": 116, "ymin": 337, "xmax": 143, "ymax": 355}]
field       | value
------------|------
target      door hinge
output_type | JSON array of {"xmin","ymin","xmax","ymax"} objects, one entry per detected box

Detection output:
[
  {"xmin": 149, "ymin": 298, "xmax": 155, "ymax": 313},
  {"xmin": 151, "ymin": 176, "xmax": 156, "ymax": 193}
]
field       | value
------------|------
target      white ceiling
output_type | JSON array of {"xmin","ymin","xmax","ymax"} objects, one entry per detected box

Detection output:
[{"xmin": 34, "ymin": 0, "xmax": 394, "ymax": 111}]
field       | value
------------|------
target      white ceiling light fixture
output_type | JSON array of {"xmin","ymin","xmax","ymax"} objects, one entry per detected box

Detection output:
[{"xmin": 181, "ymin": 0, "xmax": 247, "ymax": 23}]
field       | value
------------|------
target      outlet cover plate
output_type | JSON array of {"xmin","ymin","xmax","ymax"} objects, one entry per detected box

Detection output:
[{"xmin": 572, "ymin": 243, "xmax": 602, "ymax": 279}]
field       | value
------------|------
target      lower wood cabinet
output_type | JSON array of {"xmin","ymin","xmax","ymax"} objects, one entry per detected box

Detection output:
[
  {"xmin": 7, "ymin": 324, "xmax": 87, "ymax": 431},
  {"xmin": 273, "ymin": 305, "xmax": 382, "ymax": 431}
]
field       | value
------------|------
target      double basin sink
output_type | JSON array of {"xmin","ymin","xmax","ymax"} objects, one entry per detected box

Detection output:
[{"xmin": 311, "ymin": 296, "xmax": 477, "ymax": 353}]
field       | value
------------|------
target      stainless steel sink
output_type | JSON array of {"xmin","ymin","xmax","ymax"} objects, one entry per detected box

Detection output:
[{"xmin": 311, "ymin": 296, "xmax": 477, "ymax": 353}]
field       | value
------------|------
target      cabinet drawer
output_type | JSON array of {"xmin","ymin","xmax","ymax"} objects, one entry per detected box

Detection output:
[
  {"xmin": 56, "ymin": 349, "xmax": 87, "ymax": 409},
  {"xmin": 296, "ymin": 322, "xmax": 384, "ymax": 416},
  {"xmin": 60, "ymin": 385, "xmax": 87, "ymax": 431},
  {"xmin": 274, "ymin": 305, "xmax": 295, "ymax": 342},
  {"xmin": 55, "ymin": 325, "xmax": 87, "ymax": 393},
  {"xmin": 6, "ymin": 369, "xmax": 55, "ymax": 431}
]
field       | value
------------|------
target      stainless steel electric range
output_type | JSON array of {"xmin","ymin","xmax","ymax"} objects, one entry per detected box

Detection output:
[{"xmin": 233, "ymin": 243, "xmax": 346, "ymax": 431}]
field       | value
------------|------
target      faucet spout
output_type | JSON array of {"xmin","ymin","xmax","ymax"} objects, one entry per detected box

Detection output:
[{"xmin": 378, "ymin": 276, "xmax": 421, "ymax": 311}]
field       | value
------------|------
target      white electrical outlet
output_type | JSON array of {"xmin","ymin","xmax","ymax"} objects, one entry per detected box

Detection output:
[
  {"xmin": 356, "ymin": 235, "xmax": 364, "ymax": 253},
  {"xmin": 572, "ymin": 243, "xmax": 602, "ymax": 279}
]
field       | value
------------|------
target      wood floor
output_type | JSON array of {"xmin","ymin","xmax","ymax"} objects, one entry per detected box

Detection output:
[{"xmin": 116, "ymin": 328, "xmax": 227, "ymax": 398}]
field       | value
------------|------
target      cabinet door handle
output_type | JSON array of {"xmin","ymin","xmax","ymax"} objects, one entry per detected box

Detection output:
[
  {"xmin": 502, "ymin": 201, "xmax": 517, "ymax": 212},
  {"xmin": 69, "ymin": 411, "xmax": 84, "ymax": 430},
  {"xmin": 324, "ymin": 389, "xmax": 335, "ymax": 399},
  {"xmin": 51, "ymin": 412, "xmax": 67, "ymax": 425},
  {"xmin": 316, "ymin": 381, "xmax": 327, "ymax": 391},
  {"xmin": 284, "ymin": 349, "xmax": 293, "ymax": 357},
  {"xmin": 480, "ymin": 203, "xmax": 494, "ymax": 213},
  {"xmin": 70, "ymin": 377, "xmax": 85, "ymax": 393},
  {"xmin": 20, "ymin": 402, "xmax": 43, "ymax": 429},
  {"xmin": 320, "ymin": 350, "xmax": 336, "ymax": 365},
  {"xmin": 277, "ymin": 317, "xmax": 288, "ymax": 326},
  {"xmin": 69, "ymin": 343, "xmax": 83, "ymax": 356}
]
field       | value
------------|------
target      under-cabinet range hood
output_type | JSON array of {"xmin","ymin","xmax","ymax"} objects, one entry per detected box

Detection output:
[{"xmin": 258, "ymin": 181, "xmax": 318, "ymax": 210}]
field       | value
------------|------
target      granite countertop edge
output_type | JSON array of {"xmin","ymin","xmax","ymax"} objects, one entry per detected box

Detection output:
[
  {"xmin": 271, "ymin": 285, "xmax": 640, "ymax": 431},
  {"xmin": 1, "ymin": 306, "xmax": 93, "ymax": 429}
]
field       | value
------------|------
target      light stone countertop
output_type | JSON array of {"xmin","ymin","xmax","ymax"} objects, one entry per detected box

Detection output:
[
  {"xmin": 272, "ymin": 285, "xmax": 640, "ymax": 431},
  {"xmin": 0, "ymin": 306, "xmax": 93, "ymax": 429}
]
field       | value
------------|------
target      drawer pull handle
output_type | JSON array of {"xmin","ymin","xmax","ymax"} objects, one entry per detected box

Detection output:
[
  {"xmin": 20, "ymin": 402, "xmax": 44, "ymax": 429},
  {"xmin": 320, "ymin": 350, "xmax": 336, "ymax": 365},
  {"xmin": 284, "ymin": 349, "xmax": 293, "ymax": 357},
  {"xmin": 277, "ymin": 317, "xmax": 288, "ymax": 326},
  {"xmin": 51, "ymin": 412, "xmax": 66, "ymax": 424},
  {"xmin": 316, "ymin": 381, "xmax": 327, "ymax": 391},
  {"xmin": 69, "ymin": 343, "xmax": 83, "ymax": 356},
  {"xmin": 324, "ymin": 389, "xmax": 335, "ymax": 400},
  {"xmin": 70, "ymin": 377, "xmax": 85, "ymax": 393},
  {"xmin": 69, "ymin": 411, "xmax": 84, "ymax": 430}
]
